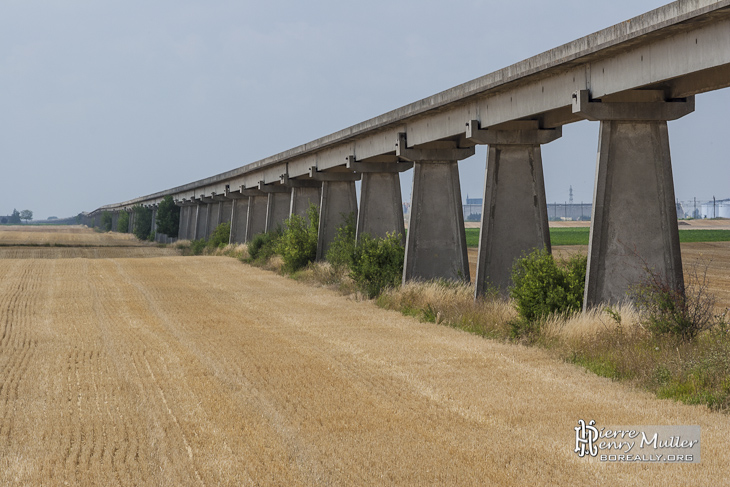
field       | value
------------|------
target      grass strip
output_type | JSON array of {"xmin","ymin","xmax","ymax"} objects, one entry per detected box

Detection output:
[{"xmin": 464, "ymin": 228, "xmax": 730, "ymax": 247}]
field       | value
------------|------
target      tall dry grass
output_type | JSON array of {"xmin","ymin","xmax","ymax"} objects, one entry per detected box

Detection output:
[
  {"xmin": 377, "ymin": 280, "xmax": 730, "ymax": 411},
  {"xmin": 378, "ymin": 281, "xmax": 517, "ymax": 338}
]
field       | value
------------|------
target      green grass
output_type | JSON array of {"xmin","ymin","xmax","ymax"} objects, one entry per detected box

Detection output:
[
  {"xmin": 465, "ymin": 228, "xmax": 480, "ymax": 247},
  {"xmin": 464, "ymin": 227, "xmax": 730, "ymax": 247},
  {"xmin": 549, "ymin": 228, "xmax": 590, "ymax": 246},
  {"xmin": 678, "ymin": 229, "xmax": 730, "ymax": 243}
]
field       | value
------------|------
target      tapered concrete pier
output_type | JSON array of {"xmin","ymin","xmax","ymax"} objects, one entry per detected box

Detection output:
[
  {"xmin": 467, "ymin": 120, "xmax": 560, "ymax": 296},
  {"xmin": 259, "ymin": 182, "xmax": 291, "ymax": 233},
  {"xmin": 347, "ymin": 156, "xmax": 411, "ymax": 243},
  {"xmin": 226, "ymin": 189, "xmax": 249, "ymax": 244},
  {"xmin": 310, "ymin": 168, "xmax": 359, "ymax": 261},
  {"xmin": 573, "ymin": 90, "xmax": 694, "ymax": 306},
  {"xmin": 282, "ymin": 175, "xmax": 321, "ymax": 218},
  {"xmin": 397, "ymin": 134, "xmax": 474, "ymax": 283},
  {"xmin": 244, "ymin": 189, "xmax": 268, "ymax": 242}
]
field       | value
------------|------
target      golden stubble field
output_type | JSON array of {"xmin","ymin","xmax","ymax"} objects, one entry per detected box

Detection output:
[{"xmin": 1, "ymin": 226, "xmax": 730, "ymax": 485}]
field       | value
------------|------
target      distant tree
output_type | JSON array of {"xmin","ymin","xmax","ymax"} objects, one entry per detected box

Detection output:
[
  {"xmin": 0, "ymin": 217, "xmax": 7, "ymax": 224},
  {"xmin": 117, "ymin": 211, "xmax": 130, "ymax": 233},
  {"xmin": 132, "ymin": 205, "xmax": 152, "ymax": 240},
  {"xmin": 47, "ymin": 216, "xmax": 58, "ymax": 220},
  {"xmin": 19, "ymin": 210, "xmax": 33, "ymax": 223},
  {"xmin": 101, "ymin": 211, "xmax": 113, "ymax": 232},
  {"xmin": 9, "ymin": 209, "xmax": 21, "ymax": 224},
  {"xmin": 156, "ymin": 195, "xmax": 180, "ymax": 238}
]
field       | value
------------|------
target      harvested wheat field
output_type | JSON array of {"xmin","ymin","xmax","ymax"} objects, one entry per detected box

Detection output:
[
  {"xmin": 0, "ymin": 226, "xmax": 178, "ymax": 260},
  {"xmin": 2, "ymin": 228, "xmax": 730, "ymax": 485},
  {"xmin": 0, "ymin": 225, "xmax": 148, "ymax": 247}
]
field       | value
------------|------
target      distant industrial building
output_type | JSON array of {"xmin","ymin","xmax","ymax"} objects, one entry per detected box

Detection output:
[
  {"xmin": 463, "ymin": 195, "xmax": 482, "ymax": 222},
  {"xmin": 700, "ymin": 198, "xmax": 730, "ymax": 219},
  {"xmin": 547, "ymin": 203, "xmax": 592, "ymax": 221}
]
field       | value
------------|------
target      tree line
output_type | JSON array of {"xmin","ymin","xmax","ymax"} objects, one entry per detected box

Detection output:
[
  {"xmin": 98, "ymin": 195, "xmax": 179, "ymax": 240},
  {"xmin": 0, "ymin": 209, "xmax": 33, "ymax": 224}
]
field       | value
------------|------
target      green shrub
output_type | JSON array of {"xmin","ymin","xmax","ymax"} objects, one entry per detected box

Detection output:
[
  {"xmin": 248, "ymin": 231, "xmax": 281, "ymax": 263},
  {"xmin": 326, "ymin": 212, "xmax": 356, "ymax": 268},
  {"xmin": 509, "ymin": 249, "xmax": 586, "ymax": 337},
  {"xmin": 631, "ymin": 262, "xmax": 723, "ymax": 341},
  {"xmin": 207, "ymin": 222, "xmax": 231, "ymax": 249},
  {"xmin": 117, "ymin": 212, "xmax": 130, "ymax": 233},
  {"xmin": 277, "ymin": 204, "xmax": 319, "ymax": 272},
  {"xmin": 156, "ymin": 195, "xmax": 180, "ymax": 238},
  {"xmin": 190, "ymin": 239, "xmax": 207, "ymax": 255},
  {"xmin": 132, "ymin": 205, "xmax": 153, "ymax": 240},
  {"xmin": 101, "ymin": 211, "xmax": 113, "ymax": 232},
  {"xmin": 350, "ymin": 232, "xmax": 405, "ymax": 298}
]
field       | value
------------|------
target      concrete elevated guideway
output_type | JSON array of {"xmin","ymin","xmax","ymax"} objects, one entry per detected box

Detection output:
[{"xmin": 87, "ymin": 0, "xmax": 730, "ymax": 306}]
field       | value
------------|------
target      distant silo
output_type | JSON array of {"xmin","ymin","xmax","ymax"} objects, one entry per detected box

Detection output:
[{"xmin": 700, "ymin": 199, "xmax": 730, "ymax": 219}]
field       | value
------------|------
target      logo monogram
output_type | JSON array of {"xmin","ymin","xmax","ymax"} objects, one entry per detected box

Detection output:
[{"xmin": 575, "ymin": 419, "xmax": 599, "ymax": 457}]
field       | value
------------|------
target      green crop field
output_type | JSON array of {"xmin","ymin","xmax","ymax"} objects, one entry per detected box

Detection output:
[{"xmin": 464, "ymin": 227, "xmax": 730, "ymax": 247}]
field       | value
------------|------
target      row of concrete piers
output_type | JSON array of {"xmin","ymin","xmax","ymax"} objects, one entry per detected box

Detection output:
[{"xmin": 92, "ymin": 90, "xmax": 692, "ymax": 307}]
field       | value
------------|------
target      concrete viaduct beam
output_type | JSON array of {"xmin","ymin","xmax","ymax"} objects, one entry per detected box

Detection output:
[
  {"xmin": 397, "ymin": 133, "xmax": 475, "ymax": 283},
  {"xmin": 467, "ymin": 120, "xmax": 561, "ymax": 296},
  {"xmin": 573, "ymin": 90, "xmax": 694, "ymax": 307}
]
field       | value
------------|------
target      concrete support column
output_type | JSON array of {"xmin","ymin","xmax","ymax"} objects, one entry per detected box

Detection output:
[
  {"xmin": 207, "ymin": 194, "xmax": 228, "ymax": 237},
  {"xmin": 186, "ymin": 203, "xmax": 196, "ymax": 240},
  {"xmin": 128, "ymin": 210, "xmax": 135, "ymax": 234},
  {"xmin": 191, "ymin": 204, "xmax": 199, "ymax": 240},
  {"xmin": 281, "ymin": 175, "xmax": 322, "ymax": 218},
  {"xmin": 177, "ymin": 203, "xmax": 188, "ymax": 240},
  {"xmin": 396, "ymin": 134, "xmax": 475, "ymax": 283},
  {"xmin": 111, "ymin": 212, "xmax": 119, "ymax": 232},
  {"xmin": 309, "ymin": 168, "xmax": 359, "ymax": 261},
  {"xmin": 572, "ymin": 90, "xmax": 694, "ymax": 306},
  {"xmin": 244, "ymin": 189, "xmax": 268, "ymax": 242},
  {"xmin": 227, "ymin": 191, "xmax": 249, "ymax": 244},
  {"xmin": 195, "ymin": 199, "xmax": 212, "ymax": 240},
  {"xmin": 150, "ymin": 206, "xmax": 158, "ymax": 240},
  {"xmin": 466, "ymin": 120, "xmax": 561, "ymax": 295},
  {"xmin": 221, "ymin": 199, "xmax": 233, "ymax": 228},
  {"xmin": 258, "ymin": 181, "xmax": 291, "ymax": 232},
  {"xmin": 347, "ymin": 156, "xmax": 412, "ymax": 242}
]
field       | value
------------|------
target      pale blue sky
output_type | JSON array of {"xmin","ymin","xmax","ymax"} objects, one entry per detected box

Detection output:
[{"xmin": 1, "ymin": 0, "xmax": 727, "ymax": 219}]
